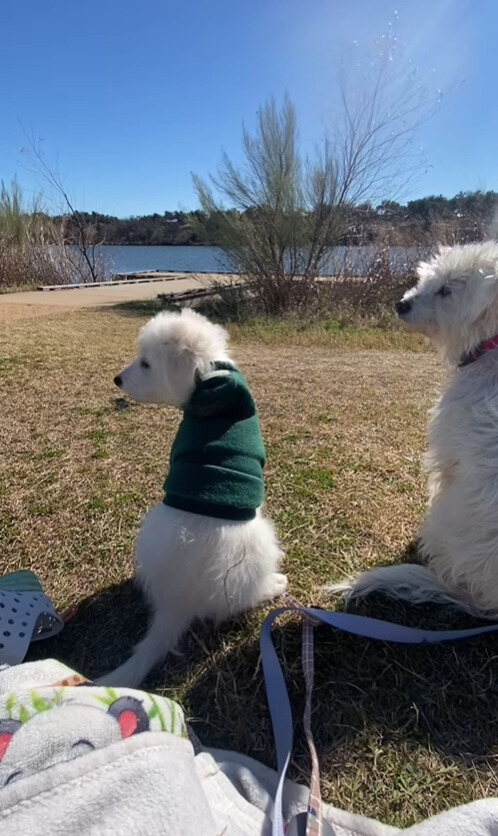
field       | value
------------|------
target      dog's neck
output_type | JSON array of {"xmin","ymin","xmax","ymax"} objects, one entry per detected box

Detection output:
[
  {"xmin": 437, "ymin": 303, "xmax": 498, "ymax": 369},
  {"xmin": 193, "ymin": 360, "xmax": 236, "ymax": 384},
  {"xmin": 183, "ymin": 360, "xmax": 236, "ymax": 408},
  {"xmin": 458, "ymin": 335, "xmax": 498, "ymax": 368}
]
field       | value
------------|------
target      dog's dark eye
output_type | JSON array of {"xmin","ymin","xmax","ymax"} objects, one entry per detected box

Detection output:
[
  {"xmin": 140, "ymin": 359, "xmax": 150, "ymax": 369},
  {"xmin": 436, "ymin": 285, "xmax": 451, "ymax": 297}
]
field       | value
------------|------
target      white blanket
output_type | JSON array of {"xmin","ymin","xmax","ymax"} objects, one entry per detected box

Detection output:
[{"xmin": 0, "ymin": 660, "xmax": 496, "ymax": 835}]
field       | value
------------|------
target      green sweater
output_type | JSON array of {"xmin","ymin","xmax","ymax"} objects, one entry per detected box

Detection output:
[{"xmin": 163, "ymin": 362, "xmax": 265, "ymax": 521}]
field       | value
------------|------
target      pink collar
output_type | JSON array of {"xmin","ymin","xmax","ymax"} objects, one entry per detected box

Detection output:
[{"xmin": 459, "ymin": 335, "xmax": 498, "ymax": 367}]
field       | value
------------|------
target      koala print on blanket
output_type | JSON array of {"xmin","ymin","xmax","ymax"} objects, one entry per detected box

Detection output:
[{"xmin": 0, "ymin": 668, "xmax": 186, "ymax": 787}]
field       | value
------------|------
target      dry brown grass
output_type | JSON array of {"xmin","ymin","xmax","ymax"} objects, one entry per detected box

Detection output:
[
  {"xmin": 0, "ymin": 303, "xmax": 67, "ymax": 323},
  {"xmin": 2, "ymin": 307, "xmax": 498, "ymax": 827}
]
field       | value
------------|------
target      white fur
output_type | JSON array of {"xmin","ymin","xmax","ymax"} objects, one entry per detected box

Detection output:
[
  {"xmin": 98, "ymin": 309, "xmax": 286, "ymax": 687},
  {"xmin": 328, "ymin": 242, "xmax": 498, "ymax": 618}
]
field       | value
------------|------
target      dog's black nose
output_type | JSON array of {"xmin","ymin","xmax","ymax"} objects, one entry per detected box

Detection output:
[
  {"xmin": 396, "ymin": 299, "xmax": 412, "ymax": 316},
  {"xmin": 114, "ymin": 375, "xmax": 123, "ymax": 388}
]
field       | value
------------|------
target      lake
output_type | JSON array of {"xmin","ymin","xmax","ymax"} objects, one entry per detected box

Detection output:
[
  {"xmin": 98, "ymin": 245, "xmax": 417, "ymax": 277},
  {"xmin": 100, "ymin": 246, "xmax": 232, "ymax": 275}
]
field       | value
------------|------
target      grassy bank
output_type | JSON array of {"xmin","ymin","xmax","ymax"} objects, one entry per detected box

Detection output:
[
  {"xmin": 116, "ymin": 297, "xmax": 428, "ymax": 351},
  {"xmin": 2, "ymin": 306, "xmax": 498, "ymax": 827}
]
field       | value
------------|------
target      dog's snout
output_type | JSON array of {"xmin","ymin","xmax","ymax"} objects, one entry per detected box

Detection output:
[
  {"xmin": 396, "ymin": 299, "xmax": 412, "ymax": 316},
  {"xmin": 114, "ymin": 375, "xmax": 123, "ymax": 388}
]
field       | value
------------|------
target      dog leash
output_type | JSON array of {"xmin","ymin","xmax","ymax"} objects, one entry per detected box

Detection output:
[
  {"xmin": 261, "ymin": 595, "xmax": 334, "ymax": 836},
  {"xmin": 260, "ymin": 600, "xmax": 498, "ymax": 836},
  {"xmin": 276, "ymin": 594, "xmax": 325, "ymax": 836}
]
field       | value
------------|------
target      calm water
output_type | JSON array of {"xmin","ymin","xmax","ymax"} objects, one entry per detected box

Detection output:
[
  {"xmin": 100, "ymin": 246, "xmax": 232, "ymax": 275},
  {"xmin": 99, "ymin": 245, "xmax": 415, "ymax": 277}
]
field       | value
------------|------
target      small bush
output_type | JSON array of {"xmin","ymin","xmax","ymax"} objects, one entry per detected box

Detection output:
[
  {"xmin": 195, "ymin": 281, "xmax": 259, "ymax": 322},
  {"xmin": 194, "ymin": 244, "xmax": 428, "ymax": 328},
  {"xmin": 318, "ymin": 244, "xmax": 427, "ymax": 321}
]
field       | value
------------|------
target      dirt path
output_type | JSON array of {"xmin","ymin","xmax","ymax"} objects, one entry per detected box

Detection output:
[{"xmin": 0, "ymin": 273, "xmax": 211, "ymax": 322}]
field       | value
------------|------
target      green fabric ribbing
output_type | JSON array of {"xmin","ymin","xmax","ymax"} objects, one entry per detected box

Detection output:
[{"xmin": 163, "ymin": 362, "xmax": 265, "ymax": 521}]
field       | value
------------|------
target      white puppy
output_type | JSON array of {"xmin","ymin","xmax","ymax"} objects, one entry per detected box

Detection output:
[
  {"xmin": 329, "ymin": 241, "xmax": 498, "ymax": 617},
  {"xmin": 98, "ymin": 309, "xmax": 286, "ymax": 687}
]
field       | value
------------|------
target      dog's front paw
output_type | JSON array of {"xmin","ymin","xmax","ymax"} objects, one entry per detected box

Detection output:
[{"xmin": 263, "ymin": 572, "xmax": 288, "ymax": 601}]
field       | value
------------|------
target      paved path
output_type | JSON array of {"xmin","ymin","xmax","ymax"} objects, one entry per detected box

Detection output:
[{"xmin": 0, "ymin": 273, "xmax": 214, "ymax": 322}]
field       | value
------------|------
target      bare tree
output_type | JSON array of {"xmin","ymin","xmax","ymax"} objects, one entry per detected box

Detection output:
[
  {"xmin": 194, "ymin": 96, "xmax": 344, "ymax": 314},
  {"xmin": 21, "ymin": 136, "xmax": 109, "ymax": 284},
  {"xmin": 333, "ymin": 36, "xmax": 443, "ymax": 206},
  {"xmin": 193, "ymin": 30, "xmax": 444, "ymax": 315}
]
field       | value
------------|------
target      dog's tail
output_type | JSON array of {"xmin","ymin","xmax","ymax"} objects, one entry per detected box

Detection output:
[
  {"xmin": 96, "ymin": 609, "xmax": 190, "ymax": 689},
  {"xmin": 327, "ymin": 564, "xmax": 486, "ymax": 618}
]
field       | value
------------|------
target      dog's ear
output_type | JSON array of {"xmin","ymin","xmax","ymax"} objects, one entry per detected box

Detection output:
[
  {"xmin": 479, "ymin": 269, "xmax": 498, "ymax": 306},
  {"xmin": 469, "ymin": 269, "xmax": 498, "ymax": 327},
  {"xmin": 163, "ymin": 337, "xmax": 199, "ymax": 405},
  {"xmin": 165, "ymin": 337, "xmax": 197, "ymax": 371},
  {"xmin": 179, "ymin": 309, "xmax": 229, "ymax": 357}
]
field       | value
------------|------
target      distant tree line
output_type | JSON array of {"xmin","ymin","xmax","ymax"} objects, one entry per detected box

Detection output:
[
  {"xmin": 54, "ymin": 191, "xmax": 498, "ymax": 248},
  {"xmin": 56, "ymin": 210, "xmax": 206, "ymax": 246},
  {"xmin": 345, "ymin": 191, "xmax": 498, "ymax": 246}
]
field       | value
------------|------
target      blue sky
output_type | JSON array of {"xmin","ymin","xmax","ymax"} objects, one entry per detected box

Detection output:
[{"xmin": 0, "ymin": 0, "xmax": 493, "ymax": 216}]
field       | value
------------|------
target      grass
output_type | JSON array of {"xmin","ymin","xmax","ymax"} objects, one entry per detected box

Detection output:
[
  {"xmin": 0, "ymin": 282, "xmax": 38, "ymax": 294},
  {"xmin": 2, "ymin": 305, "xmax": 498, "ymax": 827},
  {"xmin": 116, "ymin": 297, "xmax": 428, "ymax": 351}
]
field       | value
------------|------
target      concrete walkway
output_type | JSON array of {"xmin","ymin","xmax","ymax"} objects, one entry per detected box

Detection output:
[
  {"xmin": 0, "ymin": 273, "xmax": 219, "ymax": 322},
  {"xmin": 2, "ymin": 274, "xmax": 207, "ymax": 308}
]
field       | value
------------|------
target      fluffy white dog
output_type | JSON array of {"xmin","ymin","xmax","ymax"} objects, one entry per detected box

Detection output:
[
  {"xmin": 330, "ymin": 241, "xmax": 498, "ymax": 617},
  {"xmin": 98, "ymin": 309, "xmax": 286, "ymax": 687}
]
